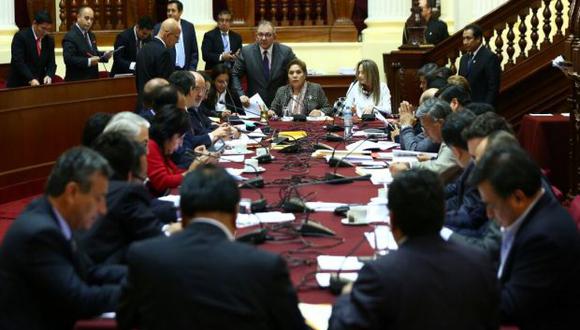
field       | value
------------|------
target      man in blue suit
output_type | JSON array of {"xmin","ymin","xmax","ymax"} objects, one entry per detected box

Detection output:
[
  {"xmin": 154, "ymin": 0, "xmax": 198, "ymax": 71},
  {"xmin": 329, "ymin": 169, "xmax": 499, "ymax": 330},
  {"xmin": 0, "ymin": 147, "xmax": 126, "ymax": 329},
  {"xmin": 471, "ymin": 145, "xmax": 580, "ymax": 329}
]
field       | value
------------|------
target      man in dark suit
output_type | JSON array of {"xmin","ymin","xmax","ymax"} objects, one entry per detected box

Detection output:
[
  {"xmin": 62, "ymin": 6, "xmax": 112, "ymax": 81},
  {"xmin": 153, "ymin": 0, "xmax": 198, "ymax": 71},
  {"xmin": 110, "ymin": 16, "xmax": 154, "ymax": 77},
  {"xmin": 329, "ymin": 169, "xmax": 499, "ymax": 330},
  {"xmin": 7, "ymin": 10, "xmax": 56, "ymax": 88},
  {"xmin": 80, "ymin": 132, "xmax": 179, "ymax": 265},
  {"xmin": 470, "ymin": 145, "xmax": 580, "ymax": 329},
  {"xmin": 458, "ymin": 24, "xmax": 501, "ymax": 106},
  {"xmin": 135, "ymin": 18, "xmax": 180, "ymax": 95},
  {"xmin": 232, "ymin": 20, "xmax": 296, "ymax": 108},
  {"xmin": 201, "ymin": 9, "xmax": 243, "ymax": 70},
  {"xmin": 117, "ymin": 165, "xmax": 307, "ymax": 330},
  {"xmin": 403, "ymin": 0, "xmax": 449, "ymax": 45},
  {"xmin": 0, "ymin": 147, "xmax": 126, "ymax": 329}
]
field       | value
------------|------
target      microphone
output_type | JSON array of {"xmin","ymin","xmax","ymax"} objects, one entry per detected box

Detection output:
[
  {"xmin": 288, "ymin": 95, "xmax": 308, "ymax": 122},
  {"xmin": 325, "ymin": 136, "xmax": 373, "ymax": 183},
  {"xmin": 329, "ymin": 235, "xmax": 369, "ymax": 295},
  {"xmin": 218, "ymin": 100, "xmax": 245, "ymax": 126}
]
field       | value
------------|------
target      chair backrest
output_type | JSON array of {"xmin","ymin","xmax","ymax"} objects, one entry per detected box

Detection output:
[{"xmin": 568, "ymin": 195, "xmax": 580, "ymax": 231}]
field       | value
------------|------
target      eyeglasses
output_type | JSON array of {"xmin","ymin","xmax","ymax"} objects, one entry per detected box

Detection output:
[
  {"xmin": 257, "ymin": 32, "xmax": 273, "ymax": 38},
  {"xmin": 218, "ymin": 18, "xmax": 231, "ymax": 23}
]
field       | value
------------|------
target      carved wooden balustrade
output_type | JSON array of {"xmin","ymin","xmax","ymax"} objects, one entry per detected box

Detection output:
[
  {"xmin": 384, "ymin": 0, "xmax": 570, "ymax": 121},
  {"xmin": 57, "ymin": 0, "xmax": 132, "ymax": 32}
]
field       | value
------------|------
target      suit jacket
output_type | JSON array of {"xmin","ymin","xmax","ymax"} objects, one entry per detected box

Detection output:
[
  {"xmin": 154, "ymin": 19, "xmax": 198, "ymax": 70},
  {"xmin": 458, "ymin": 46, "xmax": 501, "ymax": 106},
  {"xmin": 398, "ymin": 125, "xmax": 440, "ymax": 153},
  {"xmin": 232, "ymin": 42, "xmax": 296, "ymax": 107},
  {"xmin": 111, "ymin": 27, "xmax": 151, "ymax": 76},
  {"xmin": 449, "ymin": 220, "xmax": 501, "ymax": 264},
  {"xmin": 173, "ymin": 107, "xmax": 214, "ymax": 169},
  {"xmin": 63, "ymin": 25, "xmax": 107, "ymax": 81},
  {"xmin": 78, "ymin": 181, "xmax": 165, "ymax": 265},
  {"xmin": 270, "ymin": 82, "xmax": 332, "ymax": 116},
  {"xmin": 117, "ymin": 221, "xmax": 307, "ymax": 330},
  {"xmin": 135, "ymin": 37, "xmax": 174, "ymax": 94},
  {"xmin": 444, "ymin": 162, "xmax": 488, "ymax": 235},
  {"xmin": 499, "ymin": 192, "xmax": 580, "ymax": 329},
  {"xmin": 0, "ymin": 196, "xmax": 125, "ymax": 330},
  {"xmin": 329, "ymin": 235, "xmax": 500, "ymax": 330},
  {"xmin": 412, "ymin": 142, "xmax": 457, "ymax": 175},
  {"xmin": 7, "ymin": 27, "xmax": 56, "ymax": 87},
  {"xmin": 425, "ymin": 18, "xmax": 449, "ymax": 45},
  {"xmin": 146, "ymin": 139, "xmax": 185, "ymax": 197},
  {"xmin": 201, "ymin": 27, "xmax": 243, "ymax": 70}
]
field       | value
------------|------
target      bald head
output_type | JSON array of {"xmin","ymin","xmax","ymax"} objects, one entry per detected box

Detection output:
[
  {"xmin": 143, "ymin": 78, "xmax": 169, "ymax": 109},
  {"xmin": 191, "ymin": 71, "xmax": 206, "ymax": 108},
  {"xmin": 158, "ymin": 18, "xmax": 181, "ymax": 48}
]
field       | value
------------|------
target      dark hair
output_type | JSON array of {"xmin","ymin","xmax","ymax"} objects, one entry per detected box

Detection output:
[
  {"xmin": 462, "ymin": 112, "xmax": 513, "ymax": 141},
  {"xmin": 217, "ymin": 9, "xmax": 233, "ymax": 18},
  {"xmin": 153, "ymin": 84, "xmax": 179, "ymax": 112},
  {"xmin": 167, "ymin": 0, "xmax": 183, "ymax": 12},
  {"xmin": 180, "ymin": 165, "xmax": 240, "ymax": 216},
  {"xmin": 417, "ymin": 63, "xmax": 438, "ymax": 79},
  {"xmin": 438, "ymin": 84, "xmax": 472, "ymax": 107},
  {"xmin": 287, "ymin": 58, "xmax": 308, "ymax": 76},
  {"xmin": 137, "ymin": 16, "xmax": 154, "ymax": 30},
  {"xmin": 416, "ymin": 97, "xmax": 452, "ymax": 121},
  {"xmin": 464, "ymin": 102, "xmax": 495, "ymax": 115},
  {"xmin": 82, "ymin": 112, "xmax": 113, "ymax": 147},
  {"xmin": 206, "ymin": 64, "xmax": 231, "ymax": 109},
  {"xmin": 168, "ymin": 70, "xmax": 195, "ymax": 96},
  {"xmin": 442, "ymin": 110, "xmax": 476, "ymax": 150},
  {"xmin": 388, "ymin": 169, "xmax": 444, "ymax": 236},
  {"xmin": 77, "ymin": 6, "xmax": 92, "ymax": 17},
  {"xmin": 464, "ymin": 24, "xmax": 483, "ymax": 40},
  {"xmin": 46, "ymin": 147, "xmax": 112, "ymax": 197},
  {"xmin": 92, "ymin": 132, "xmax": 146, "ymax": 181},
  {"xmin": 198, "ymin": 71, "xmax": 210, "ymax": 86},
  {"xmin": 149, "ymin": 104, "xmax": 190, "ymax": 148},
  {"xmin": 469, "ymin": 146, "xmax": 542, "ymax": 198},
  {"xmin": 34, "ymin": 10, "xmax": 52, "ymax": 24}
]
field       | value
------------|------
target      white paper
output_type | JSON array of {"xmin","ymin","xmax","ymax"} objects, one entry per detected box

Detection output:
[
  {"xmin": 100, "ymin": 312, "xmax": 116, "ymax": 319},
  {"xmin": 346, "ymin": 140, "xmax": 398, "ymax": 152},
  {"xmin": 158, "ymin": 194, "xmax": 180, "ymax": 207},
  {"xmin": 529, "ymin": 113, "xmax": 553, "ymax": 117},
  {"xmin": 305, "ymin": 202, "xmax": 348, "ymax": 212},
  {"xmin": 317, "ymin": 255, "xmax": 364, "ymax": 271},
  {"xmin": 239, "ymin": 113, "xmax": 260, "ymax": 119},
  {"xmin": 236, "ymin": 212, "xmax": 296, "ymax": 228},
  {"xmin": 355, "ymin": 167, "xmax": 393, "ymax": 185},
  {"xmin": 243, "ymin": 93, "xmax": 267, "ymax": 116},
  {"xmin": 365, "ymin": 225, "xmax": 398, "ymax": 251},
  {"xmin": 561, "ymin": 113, "xmax": 570, "ymax": 117},
  {"xmin": 219, "ymin": 155, "xmax": 245, "ymax": 163},
  {"xmin": 315, "ymin": 272, "xmax": 359, "ymax": 288},
  {"xmin": 307, "ymin": 116, "xmax": 331, "ymax": 122},
  {"xmin": 392, "ymin": 150, "xmax": 438, "ymax": 158},
  {"xmin": 225, "ymin": 168, "xmax": 246, "ymax": 181},
  {"xmin": 298, "ymin": 303, "xmax": 332, "ymax": 330},
  {"xmin": 247, "ymin": 128, "xmax": 267, "ymax": 138},
  {"xmin": 325, "ymin": 154, "xmax": 374, "ymax": 163}
]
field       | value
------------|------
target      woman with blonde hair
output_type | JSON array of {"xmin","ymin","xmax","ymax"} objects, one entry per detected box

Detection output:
[{"xmin": 345, "ymin": 59, "xmax": 392, "ymax": 117}]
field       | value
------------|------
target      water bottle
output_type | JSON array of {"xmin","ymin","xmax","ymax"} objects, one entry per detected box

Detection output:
[{"xmin": 343, "ymin": 105, "xmax": 353, "ymax": 138}]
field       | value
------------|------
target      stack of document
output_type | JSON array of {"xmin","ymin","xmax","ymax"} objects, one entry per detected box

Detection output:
[
  {"xmin": 345, "ymin": 140, "xmax": 398, "ymax": 151},
  {"xmin": 236, "ymin": 212, "xmax": 295, "ymax": 228},
  {"xmin": 315, "ymin": 255, "xmax": 364, "ymax": 288},
  {"xmin": 311, "ymin": 149, "xmax": 371, "ymax": 159},
  {"xmin": 365, "ymin": 225, "xmax": 398, "ymax": 251},
  {"xmin": 324, "ymin": 154, "xmax": 374, "ymax": 163},
  {"xmin": 278, "ymin": 130, "xmax": 308, "ymax": 140},
  {"xmin": 355, "ymin": 167, "xmax": 393, "ymax": 185}
]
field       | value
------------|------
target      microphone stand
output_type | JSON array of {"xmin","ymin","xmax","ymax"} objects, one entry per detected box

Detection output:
[
  {"xmin": 325, "ymin": 136, "xmax": 373, "ymax": 183},
  {"xmin": 329, "ymin": 235, "xmax": 369, "ymax": 295}
]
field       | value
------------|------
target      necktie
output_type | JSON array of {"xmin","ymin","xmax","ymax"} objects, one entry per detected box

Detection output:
[
  {"xmin": 222, "ymin": 33, "xmax": 230, "ymax": 52},
  {"xmin": 35, "ymin": 38, "xmax": 41, "ymax": 56},
  {"xmin": 262, "ymin": 50, "xmax": 270, "ymax": 81},
  {"xmin": 466, "ymin": 53, "xmax": 473, "ymax": 75},
  {"xmin": 137, "ymin": 39, "xmax": 142, "ymax": 53},
  {"xmin": 84, "ymin": 31, "xmax": 92, "ymax": 51}
]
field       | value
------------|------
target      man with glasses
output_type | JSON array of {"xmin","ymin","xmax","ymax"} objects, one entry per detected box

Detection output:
[
  {"xmin": 201, "ymin": 9, "xmax": 243, "ymax": 70},
  {"xmin": 232, "ymin": 20, "xmax": 296, "ymax": 108},
  {"xmin": 7, "ymin": 10, "xmax": 56, "ymax": 88},
  {"xmin": 135, "ymin": 18, "xmax": 180, "ymax": 96}
]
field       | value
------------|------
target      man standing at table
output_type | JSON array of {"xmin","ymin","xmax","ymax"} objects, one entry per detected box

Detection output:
[
  {"xmin": 135, "ymin": 18, "xmax": 180, "ymax": 95},
  {"xmin": 7, "ymin": 10, "xmax": 56, "ymax": 88},
  {"xmin": 110, "ymin": 16, "xmax": 154, "ymax": 77},
  {"xmin": 201, "ymin": 9, "xmax": 243, "ymax": 70},
  {"xmin": 0, "ymin": 147, "xmax": 126, "ymax": 329},
  {"xmin": 63, "ymin": 6, "xmax": 112, "ymax": 81},
  {"xmin": 154, "ymin": 0, "xmax": 198, "ymax": 71},
  {"xmin": 232, "ymin": 20, "xmax": 296, "ymax": 108},
  {"xmin": 458, "ymin": 24, "xmax": 501, "ymax": 106},
  {"xmin": 329, "ymin": 169, "xmax": 499, "ymax": 330},
  {"xmin": 117, "ymin": 165, "xmax": 307, "ymax": 330}
]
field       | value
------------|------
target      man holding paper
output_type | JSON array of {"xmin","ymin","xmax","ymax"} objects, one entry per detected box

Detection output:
[
  {"xmin": 231, "ymin": 20, "xmax": 296, "ymax": 109},
  {"xmin": 63, "ymin": 6, "xmax": 112, "ymax": 81}
]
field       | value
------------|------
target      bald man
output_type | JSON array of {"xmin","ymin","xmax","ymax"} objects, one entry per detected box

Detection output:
[
  {"xmin": 136, "ymin": 18, "xmax": 181, "ymax": 96},
  {"xmin": 63, "ymin": 6, "xmax": 112, "ymax": 81}
]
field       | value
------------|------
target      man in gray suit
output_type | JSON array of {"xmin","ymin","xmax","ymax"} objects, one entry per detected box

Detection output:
[{"xmin": 231, "ymin": 20, "xmax": 296, "ymax": 108}]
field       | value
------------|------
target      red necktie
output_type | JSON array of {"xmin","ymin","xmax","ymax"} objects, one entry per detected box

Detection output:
[{"xmin": 36, "ymin": 38, "xmax": 41, "ymax": 56}]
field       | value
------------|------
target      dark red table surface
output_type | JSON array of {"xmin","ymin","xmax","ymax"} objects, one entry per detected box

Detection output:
[
  {"xmin": 76, "ymin": 119, "xmax": 386, "ymax": 329},
  {"xmin": 517, "ymin": 114, "xmax": 570, "ymax": 193}
]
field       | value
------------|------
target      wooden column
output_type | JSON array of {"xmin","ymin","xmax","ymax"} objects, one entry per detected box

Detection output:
[
  {"xmin": 227, "ymin": 0, "xmax": 255, "ymax": 27},
  {"xmin": 329, "ymin": 0, "xmax": 357, "ymax": 41},
  {"xmin": 565, "ymin": 0, "xmax": 580, "ymax": 197}
]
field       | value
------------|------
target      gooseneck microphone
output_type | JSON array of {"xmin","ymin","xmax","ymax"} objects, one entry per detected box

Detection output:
[{"xmin": 325, "ymin": 136, "xmax": 373, "ymax": 183}]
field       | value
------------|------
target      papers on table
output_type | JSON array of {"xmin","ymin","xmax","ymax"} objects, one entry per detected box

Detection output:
[
  {"xmin": 305, "ymin": 202, "xmax": 348, "ymax": 212},
  {"xmin": 345, "ymin": 140, "xmax": 398, "ymax": 152},
  {"xmin": 247, "ymin": 128, "xmax": 267, "ymax": 138},
  {"xmin": 392, "ymin": 150, "xmax": 438, "ymax": 158},
  {"xmin": 278, "ymin": 130, "xmax": 308, "ymax": 140},
  {"xmin": 236, "ymin": 212, "xmax": 296, "ymax": 228},
  {"xmin": 317, "ymin": 255, "xmax": 364, "ymax": 271},
  {"xmin": 562, "ymin": 113, "xmax": 570, "ymax": 117},
  {"xmin": 158, "ymin": 194, "xmax": 180, "ymax": 207},
  {"xmin": 311, "ymin": 149, "xmax": 371, "ymax": 159},
  {"xmin": 307, "ymin": 115, "xmax": 331, "ymax": 122},
  {"xmin": 101, "ymin": 312, "xmax": 116, "ymax": 319},
  {"xmin": 529, "ymin": 113, "xmax": 553, "ymax": 116},
  {"xmin": 315, "ymin": 272, "xmax": 359, "ymax": 288},
  {"xmin": 243, "ymin": 93, "xmax": 267, "ymax": 116},
  {"xmin": 219, "ymin": 155, "xmax": 245, "ymax": 163},
  {"xmin": 355, "ymin": 167, "xmax": 393, "ymax": 185},
  {"xmin": 225, "ymin": 168, "xmax": 246, "ymax": 181},
  {"xmin": 324, "ymin": 154, "xmax": 374, "ymax": 163},
  {"xmin": 365, "ymin": 225, "xmax": 398, "ymax": 251},
  {"xmin": 299, "ymin": 303, "xmax": 332, "ymax": 330}
]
